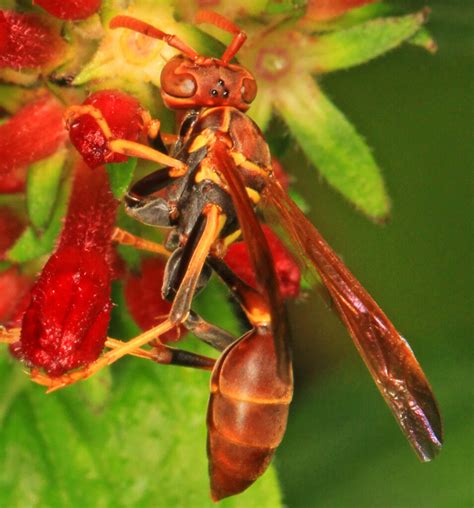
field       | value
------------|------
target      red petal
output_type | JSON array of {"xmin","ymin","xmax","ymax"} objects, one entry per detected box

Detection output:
[
  {"xmin": 124, "ymin": 257, "xmax": 185, "ymax": 343},
  {"xmin": 0, "ymin": 94, "xmax": 66, "ymax": 193},
  {"xmin": 69, "ymin": 90, "xmax": 144, "ymax": 169},
  {"xmin": 0, "ymin": 13, "xmax": 8, "ymax": 53},
  {"xmin": 224, "ymin": 225, "xmax": 301, "ymax": 299},
  {"xmin": 0, "ymin": 267, "xmax": 32, "ymax": 326},
  {"xmin": 306, "ymin": 0, "xmax": 377, "ymax": 21},
  {"xmin": 14, "ymin": 162, "xmax": 119, "ymax": 376},
  {"xmin": 0, "ymin": 10, "xmax": 65, "ymax": 70},
  {"xmin": 34, "ymin": 0, "xmax": 101, "ymax": 21},
  {"xmin": 59, "ymin": 162, "xmax": 119, "ymax": 252}
]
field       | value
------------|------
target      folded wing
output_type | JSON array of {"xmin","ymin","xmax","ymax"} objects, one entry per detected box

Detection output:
[{"xmin": 262, "ymin": 177, "xmax": 443, "ymax": 461}]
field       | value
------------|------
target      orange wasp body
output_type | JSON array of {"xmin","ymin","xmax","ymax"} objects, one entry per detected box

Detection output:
[{"xmin": 22, "ymin": 11, "xmax": 443, "ymax": 501}]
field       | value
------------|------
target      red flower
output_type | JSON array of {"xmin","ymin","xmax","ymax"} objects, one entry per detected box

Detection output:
[
  {"xmin": 69, "ymin": 90, "xmax": 144, "ymax": 169},
  {"xmin": 34, "ymin": 0, "xmax": 101, "ymax": 21},
  {"xmin": 224, "ymin": 225, "xmax": 301, "ymax": 299},
  {"xmin": 0, "ymin": 10, "xmax": 65, "ymax": 70},
  {"xmin": 306, "ymin": 0, "xmax": 377, "ymax": 21},
  {"xmin": 12, "ymin": 162, "xmax": 119, "ymax": 376},
  {"xmin": 124, "ymin": 257, "xmax": 184, "ymax": 343},
  {"xmin": 0, "ymin": 268, "xmax": 32, "ymax": 327},
  {"xmin": 0, "ymin": 94, "xmax": 66, "ymax": 193}
]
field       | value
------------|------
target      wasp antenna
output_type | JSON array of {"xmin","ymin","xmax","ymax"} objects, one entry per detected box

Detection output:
[
  {"xmin": 110, "ymin": 15, "xmax": 200, "ymax": 60},
  {"xmin": 195, "ymin": 10, "xmax": 247, "ymax": 63}
]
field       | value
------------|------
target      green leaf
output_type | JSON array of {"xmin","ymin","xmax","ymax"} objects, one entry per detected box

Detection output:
[
  {"xmin": 0, "ymin": 85, "xmax": 35, "ymax": 114},
  {"xmin": 275, "ymin": 75, "xmax": 389, "ymax": 219},
  {"xmin": 288, "ymin": 189, "xmax": 309, "ymax": 214},
  {"xmin": 265, "ymin": 0, "xmax": 306, "ymax": 16},
  {"xmin": 299, "ymin": 2, "xmax": 393, "ymax": 33},
  {"xmin": 26, "ymin": 149, "xmax": 67, "ymax": 231},
  {"xmin": 248, "ymin": 89, "xmax": 273, "ymax": 131},
  {"xmin": 0, "ymin": 279, "xmax": 283, "ymax": 507},
  {"xmin": 7, "ymin": 176, "xmax": 71, "ymax": 263},
  {"xmin": 409, "ymin": 26, "xmax": 438, "ymax": 54},
  {"xmin": 301, "ymin": 10, "xmax": 429, "ymax": 73},
  {"xmin": 109, "ymin": 280, "xmax": 141, "ymax": 338},
  {"xmin": 0, "ymin": 0, "xmax": 16, "ymax": 10},
  {"xmin": 106, "ymin": 157, "xmax": 137, "ymax": 199}
]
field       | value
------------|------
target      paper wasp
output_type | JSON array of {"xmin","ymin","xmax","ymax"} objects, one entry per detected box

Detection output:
[{"xmin": 12, "ymin": 10, "xmax": 443, "ymax": 501}]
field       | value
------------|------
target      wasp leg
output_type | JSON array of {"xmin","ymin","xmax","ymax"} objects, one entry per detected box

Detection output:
[
  {"xmin": 106, "ymin": 338, "xmax": 215, "ymax": 370},
  {"xmin": 124, "ymin": 167, "xmax": 178, "ymax": 228},
  {"xmin": 30, "ymin": 204, "xmax": 223, "ymax": 392},
  {"xmin": 65, "ymin": 105, "xmax": 114, "ymax": 137},
  {"xmin": 141, "ymin": 111, "xmax": 178, "ymax": 153},
  {"xmin": 109, "ymin": 139, "xmax": 186, "ymax": 175},
  {"xmin": 64, "ymin": 105, "xmax": 187, "ymax": 175},
  {"xmin": 111, "ymin": 227, "xmax": 171, "ymax": 257},
  {"xmin": 169, "ymin": 204, "xmax": 223, "ymax": 324},
  {"xmin": 184, "ymin": 311, "xmax": 236, "ymax": 351}
]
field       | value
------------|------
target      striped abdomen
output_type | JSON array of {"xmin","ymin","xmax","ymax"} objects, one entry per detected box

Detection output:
[{"xmin": 207, "ymin": 328, "xmax": 293, "ymax": 501}]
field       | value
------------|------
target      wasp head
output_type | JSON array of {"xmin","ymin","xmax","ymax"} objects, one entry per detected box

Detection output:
[{"xmin": 160, "ymin": 55, "xmax": 257, "ymax": 112}]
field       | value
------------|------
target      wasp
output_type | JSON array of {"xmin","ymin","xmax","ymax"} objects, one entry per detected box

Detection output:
[{"xmin": 26, "ymin": 10, "xmax": 442, "ymax": 501}]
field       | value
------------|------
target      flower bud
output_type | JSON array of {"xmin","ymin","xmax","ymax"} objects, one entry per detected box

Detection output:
[
  {"xmin": 12, "ymin": 162, "xmax": 118, "ymax": 376},
  {"xmin": 34, "ymin": 0, "xmax": 101, "ymax": 21},
  {"xmin": 0, "ymin": 94, "xmax": 66, "ymax": 193},
  {"xmin": 0, "ymin": 11, "xmax": 65, "ymax": 70},
  {"xmin": 69, "ymin": 90, "xmax": 144, "ymax": 169}
]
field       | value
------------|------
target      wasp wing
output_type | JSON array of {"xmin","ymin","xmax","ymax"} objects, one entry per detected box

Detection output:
[
  {"xmin": 212, "ymin": 142, "xmax": 291, "ymax": 381},
  {"xmin": 262, "ymin": 177, "xmax": 443, "ymax": 461}
]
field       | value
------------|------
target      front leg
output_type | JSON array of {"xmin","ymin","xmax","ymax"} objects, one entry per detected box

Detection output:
[{"xmin": 65, "ymin": 104, "xmax": 187, "ymax": 175}]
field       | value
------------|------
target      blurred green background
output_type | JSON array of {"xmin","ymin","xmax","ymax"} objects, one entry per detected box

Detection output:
[{"xmin": 277, "ymin": 1, "xmax": 472, "ymax": 507}]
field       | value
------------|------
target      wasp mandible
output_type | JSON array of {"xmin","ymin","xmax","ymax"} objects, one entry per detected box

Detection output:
[{"xmin": 30, "ymin": 10, "xmax": 442, "ymax": 501}]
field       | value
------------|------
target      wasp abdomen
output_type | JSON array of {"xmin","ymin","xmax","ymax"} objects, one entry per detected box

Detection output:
[{"xmin": 207, "ymin": 329, "xmax": 293, "ymax": 501}]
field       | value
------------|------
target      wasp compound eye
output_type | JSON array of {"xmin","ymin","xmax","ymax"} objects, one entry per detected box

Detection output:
[
  {"xmin": 161, "ymin": 59, "xmax": 197, "ymax": 98},
  {"xmin": 241, "ymin": 78, "xmax": 257, "ymax": 104},
  {"xmin": 162, "ymin": 72, "xmax": 197, "ymax": 98}
]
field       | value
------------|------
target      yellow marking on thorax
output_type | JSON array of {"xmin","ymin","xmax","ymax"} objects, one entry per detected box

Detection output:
[
  {"xmin": 230, "ymin": 151, "xmax": 269, "ymax": 178},
  {"xmin": 194, "ymin": 158, "xmax": 223, "ymax": 186},
  {"xmin": 188, "ymin": 129, "xmax": 215, "ymax": 153}
]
